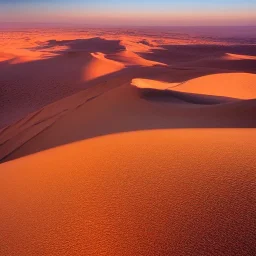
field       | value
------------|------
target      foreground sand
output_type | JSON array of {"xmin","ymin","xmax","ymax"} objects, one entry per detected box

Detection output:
[{"xmin": 0, "ymin": 129, "xmax": 255, "ymax": 255}]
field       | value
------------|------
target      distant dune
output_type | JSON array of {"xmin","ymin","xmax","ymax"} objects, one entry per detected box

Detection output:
[
  {"xmin": 83, "ymin": 52, "xmax": 124, "ymax": 80},
  {"xmin": 106, "ymin": 50, "xmax": 166, "ymax": 66},
  {"xmin": 224, "ymin": 53, "xmax": 256, "ymax": 60}
]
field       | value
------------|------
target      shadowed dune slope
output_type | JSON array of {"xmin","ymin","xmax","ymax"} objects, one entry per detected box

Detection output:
[
  {"xmin": 139, "ymin": 44, "xmax": 256, "ymax": 73},
  {"xmin": 1, "ymin": 38, "xmax": 256, "ymax": 129},
  {"xmin": 0, "ymin": 38, "xmax": 126, "ymax": 129},
  {"xmin": 0, "ymin": 129, "xmax": 255, "ymax": 256},
  {"xmin": 1, "ymin": 72, "xmax": 256, "ymax": 163}
]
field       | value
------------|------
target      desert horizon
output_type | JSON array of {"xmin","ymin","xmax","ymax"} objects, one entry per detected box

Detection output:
[{"xmin": 0, "ymin": 0, "xmax": 256, "ymax": 255}]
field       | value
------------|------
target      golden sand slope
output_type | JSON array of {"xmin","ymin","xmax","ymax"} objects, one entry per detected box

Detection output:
[
  {"xmin": 0, "ymin": 129, "xmax": 255, "ymax": 256},
  {"xmin": 171, "ymin": 73, "xmax": 256, "ymax": 99},
  {"xmin": 132, "ymin": 78, "xmax": 179, "ymax": 89},
  {"xmin": 133, "ymin": 73, "xmax": 256, "ymax": 99},
  {"xmin": 224, "ymin": 53, "xmax": 256, "ymax": 60},
  {"xmin": 107, "ymin": 50, "xmax": 166, "ymax": 66},
  {"xmin": 83, "ymin": 52, "xmax": 124, "ymax": 81},
  {"xmin": 0, "ymin": 52, "xmax": 16, "ymax": 62}
]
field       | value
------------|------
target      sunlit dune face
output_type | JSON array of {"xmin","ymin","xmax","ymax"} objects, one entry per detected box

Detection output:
[
  {"xmin": 133, "ymin": 73, "xmax": 256, "ymax": 100},
  {"xmin": 82, "ymin": 52, "xmax": 124, "ymax": 81},
  {"xmin": 107, "ymin": 50, "xmax": 166, "ymax": 67},
  {"xmin": 171, "ymin": 73, "xmax": 256, "ymax": 100},
  {"xmin": 132, "ymin": 78, "xmax": 179, "ymax": 90},
  {"xmin": 224, "ymin": 53, "xmax": 256, "ymax": 60},
  {"xmin": 0, "ymin": 35, "xmax": 71, "ymax": 63},
  {"xmin": 0, "ymin": 31, "xmax": 99, "ymax": 64},
  {"xmin": 0, "ymin": 129, "xmax": 255, "ymax": 255}
]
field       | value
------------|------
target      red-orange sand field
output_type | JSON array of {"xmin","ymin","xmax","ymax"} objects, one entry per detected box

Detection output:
[{"xmin": 0, "ymin": 27, "xmax": 256, "ymax": 255}]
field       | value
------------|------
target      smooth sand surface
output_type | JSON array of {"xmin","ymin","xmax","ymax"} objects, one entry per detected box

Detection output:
[
  {"xmin": 83, "ymin": 52, "xmax": 124, "ymax": 81},
  {"xmin": 0, "ymin": 129, "xmax": 255, "ymax": 255},
  {"xmin": 133, "ymin": 73, "xmax": 256, "ymax": 99},
  {"xmin": 171, "ymin": 73, "xmax": 256, "ymax": 99},
  {"xmin": 224, "ymin": 53, "xmax": 256, "ymax": 60},
  {"xmin": 132, "ymin": 78, "xmax": 179, "ymax": 89},
  {"xmin": 106, "ymin": 50, "xmax": 166, "ymax": 66}
]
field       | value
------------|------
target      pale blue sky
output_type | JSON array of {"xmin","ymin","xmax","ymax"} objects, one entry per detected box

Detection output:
[{"xmin": 0, "ymin": 0, "xmax": 255, "ymax": 26}]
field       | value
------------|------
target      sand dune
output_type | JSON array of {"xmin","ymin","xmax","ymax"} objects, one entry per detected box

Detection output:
[
  {"xmin": 1, "ymin": 38, "xmax": 256, "ymax": 161},
  {"xmin": 0, "ymin": 38, "xmax": 127, "ymax": 128},
  {"xmin": 0, "ymin": 37, "xmax": 165, "ymax": 129},
  {"xmin": 133, "ymin": 73, "xmax": 256, "ymax": 100},
  {"xmin": 1, "ymin": 30, "xmax": 256, "ymax": 255},
  {"xmin": 0, "ymin": 52, "xmax": 16, "ymax": 62},
  {"xmin": 83, "ymin": 52, "xmax": 124, "ymax": 81},
  {"xmin": 1, "ymin": 71, "xmax": 256, "ymax": 162},
  {"xmin": 224, "ymin": 53, "xmax": 256, "ymax": 60},
  {"xmin": 1, "ymin": 37, "xmax": 256, "ymax": 129},
  {"xmin": 106, "ymin": 50, "xmax": 166, "ymax": 67},
  {"xmin": 139, "ymin": 45, "xmax": 256, "ymax": 73},
  {"xmin": 171, "ymin": 73, "xmax": 256, "ymax": 99},
  {"xmin": 132, "ymin": 78, "xmax": 179, "ymax": 89},
  {"xmin": 0, "ymin": 129, "xmax": 255, "ymax": 255}
]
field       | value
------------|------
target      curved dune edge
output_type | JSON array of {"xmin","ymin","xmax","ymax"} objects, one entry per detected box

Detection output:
[
  {"xmin": 0, "ymin": 52, "xmax": 16, "ymax": 62},
  {"xmin": 132, "ymin": 73, "xmax": 256, "ymax": 100},
  {"xmin": 224, "ymin": 53, "xmax": 256, "ymax": 60},
  {"xmin": 107, "ymin": 50, "xmax": 167, "ymax": 67},
  {"xmin": 0, "ymin": 129, "xmax": 255, "ymax": 255},
  {"xmin": 1, "ymin": 72, "xmax": 256, "ymax": 162},
  {"xmin": 132, "ymin": 78, "xmax": 179, "ymax": 90},
  {"xmin": 83, "ymin": 52, "xmax": 125, "ymax": 81}
]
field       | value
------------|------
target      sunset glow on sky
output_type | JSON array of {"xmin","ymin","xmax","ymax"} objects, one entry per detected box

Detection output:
[{"xmin": 0, "ymin": 0, "xmax": 255, "ymax": 26}]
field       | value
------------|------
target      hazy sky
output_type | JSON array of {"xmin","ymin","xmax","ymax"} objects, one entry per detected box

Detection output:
[{"xmin": 0, "ymin": 0, "xmax": 255, "ymax": 26}]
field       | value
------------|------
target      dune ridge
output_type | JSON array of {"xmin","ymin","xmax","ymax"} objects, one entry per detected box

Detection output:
[
  {"xmin": 106, "ymin": 50, "xmax": 166, "ymax": 67},
  {"xmin": 83, "ymin": 52, "xmax": 125, "ymax": 80},
  {"xmin": 132, "ymin": 73, "xmax": 256, "ymax": 100},
  {"xmin": 224, "ymin": 53, "xmax": 256, "ymax": 60},
  {"xmin": 1, "ymin": 37, "xmax": 256, "ymax": 129},
  {"xmin": 1, "ymin": 72, "xmax": 256, "ymax": 162}
]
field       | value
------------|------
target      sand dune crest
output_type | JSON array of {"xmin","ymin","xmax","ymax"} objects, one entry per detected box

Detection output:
[{"xmin": 132, "ymin": 73, "xmax": 256, "ymax": 100}]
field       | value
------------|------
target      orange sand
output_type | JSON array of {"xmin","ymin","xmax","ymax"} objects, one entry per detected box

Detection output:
[
  {"xmin": 224, "ymin": 53, "xmax": 256, "ymax": 60},
  {"xmin": 133, "ymin": 73, "xmax": 256, "ymax": 99},
  {"xmin": 0, "ymin": 28, "xmax": 256, "ymax": 255},
  {"xmin": 83, "ymin": 52, "xmax": 124, "ymax": 81},
  {"xmin": 0, "ymin": 129, "xmax": 255, "ymax": 255}
]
